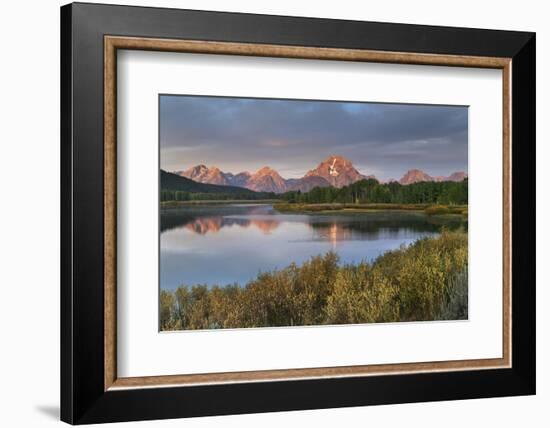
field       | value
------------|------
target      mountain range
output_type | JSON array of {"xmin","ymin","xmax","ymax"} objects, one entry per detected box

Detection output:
[
  {"xmin": 175, "ymin": 155, "xmax": 467, "ymax": 193},
  {"xmin": 397, "ymin": 169, "xmax": 467, "ymax": 185},
  {"xmin": 161, "ymin": 170, "xmax": 262, "ymax": 196}
]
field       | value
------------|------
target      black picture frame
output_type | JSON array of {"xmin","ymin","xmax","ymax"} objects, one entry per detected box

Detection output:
[{"xmin": 61, "ymin": 2, "xmax": 535, "ymax": 424}]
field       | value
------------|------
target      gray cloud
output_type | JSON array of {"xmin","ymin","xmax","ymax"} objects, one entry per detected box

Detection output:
[{"xmin": 160, "ymin": 95, "xmax": 467, "ymax": 180}]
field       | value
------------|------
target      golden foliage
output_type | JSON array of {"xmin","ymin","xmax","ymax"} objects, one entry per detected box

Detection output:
[{"xmin": 160, "ymin": 231, "xmax": 468, "ymax": 331}]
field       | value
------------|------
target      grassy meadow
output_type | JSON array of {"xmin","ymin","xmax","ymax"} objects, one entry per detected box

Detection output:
[{"xmin": 273, "ymin": 202, "xmax": 468, "ymax": 217}]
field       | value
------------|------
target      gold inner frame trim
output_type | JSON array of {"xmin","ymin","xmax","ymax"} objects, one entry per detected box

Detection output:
[{"xmin": 104, "ymin": 35, "xmax": 512, "ymax": 391}]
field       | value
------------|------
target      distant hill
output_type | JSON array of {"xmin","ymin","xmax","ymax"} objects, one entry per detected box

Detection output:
[
  {"xmin": 161, "ymin": 170, "xmax": 265, "ymax": 196},
  {"xmin": 399, "ymin": 169, "xmax": 435, "ymax": 185},
  {"xmin": 399, "ymin": 169, "xmax": 468, "ymax": 185}
]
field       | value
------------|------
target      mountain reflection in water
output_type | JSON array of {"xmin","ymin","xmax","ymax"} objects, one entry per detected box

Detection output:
[{"xmin": 160, "ymin": 203, "xmax": 466, "ymax": 289}]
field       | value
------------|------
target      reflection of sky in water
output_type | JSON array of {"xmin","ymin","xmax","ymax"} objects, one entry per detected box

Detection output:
[{"xmin": 160, "ymin": 204, "xmax": 464, "ymax": 290}]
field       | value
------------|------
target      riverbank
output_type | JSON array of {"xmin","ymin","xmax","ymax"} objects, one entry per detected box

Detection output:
[
  {"xmin": 161, "ymin": 199, "xmax": 280, "ymax": 208},
  {"xmin": 160, "ymin": 230, "xmax": 468, "ymax": 331},
  {"xmin": 273, "ymin": 202, "xmax": 467, "ymax": 216}
]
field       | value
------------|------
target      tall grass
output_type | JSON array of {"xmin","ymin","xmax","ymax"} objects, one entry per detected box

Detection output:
[
  {"xmin": 424, "ymin": 205, "xmax": 468, "ymax": 216},
  {"xmin": 160, "ymin": 230, "xmax": 468, "ymax": 331},
  {"xmin": 438, "ymin": 267, "xmax": 468, "ymax": 319}
]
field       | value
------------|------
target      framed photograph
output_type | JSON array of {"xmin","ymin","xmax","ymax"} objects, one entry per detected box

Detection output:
[{"xmin": 61, "ymin": 2, "xmax": 535, "ymax": 424}]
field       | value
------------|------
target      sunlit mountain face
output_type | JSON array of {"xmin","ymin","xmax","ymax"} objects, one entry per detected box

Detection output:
[{"xmin": 174, "ymin": 155, "xmax": 466, "ymax": 193}]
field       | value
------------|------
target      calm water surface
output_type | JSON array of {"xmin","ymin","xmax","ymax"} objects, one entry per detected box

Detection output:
[{"xmin": 160, "ymin": 204, "xmax": 465, "ymax": 290}]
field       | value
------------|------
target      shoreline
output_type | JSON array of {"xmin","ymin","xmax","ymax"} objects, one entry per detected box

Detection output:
[
  {"xmin": 160, "ymin": 200, "xmax": 468, "ymax": 217},
  {"xmin": 273, "ymin": 202, "xmax": 468, "ymax": 216},
  {"xmin": 161, "ymin": 199, "xmax": 280, "ymax": 207}
]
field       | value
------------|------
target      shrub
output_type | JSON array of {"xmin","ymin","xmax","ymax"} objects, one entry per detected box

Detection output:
[
  {"xmin": 425, "ymin": 205, "xmax": 451, "ymax": 215},
  {"xmin": 438, "ymin": 267, "xmax": 468, "ymax": 320},
  {"xmin": 160, "ymin": 231, "xmax": 468, "ymax": 330}
]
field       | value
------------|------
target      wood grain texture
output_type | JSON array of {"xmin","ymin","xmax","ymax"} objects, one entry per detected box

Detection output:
[
  {"xmin": 104, "ymin": 37, "xmax": 117, "ymax": 391},
  {"xmin": 103, "ymin": 36, "xmax": 512, "ymax": 390},
  {"xmin": 502, "ymin": 62, "xmax": 513, "ymax": 367},
  {"xmin": 106, "ymin": 36, "xmax": 510, "ymax": 68},
  {"xmin": 111, "ymin": 357, "xmax": 508, "ymax": 389}
]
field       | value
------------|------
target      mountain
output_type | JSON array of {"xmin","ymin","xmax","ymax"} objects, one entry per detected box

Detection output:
[
  {"xmin": 286, "ymin": 176, "xmax": 331, "ymax": 192},
  {"xmin": 178, "ymin": 164, "xmax": 208, "ymax": 181},
  {"xmin": 177, "ymin": 164, "xmax": 289, "ymax": 193},
  {"xmin": 179, "ymin": 165, "xmax": 230, "ymax": 185},
  {"xmin": 161, "ymin": 170, "xmax": 261, "ymax": 196},
  {"xmin": 446, "ymin": 171, "xmax": 467, "ymax": 182},
  {"xmin": 201, "ymin": 167, "xmax": 230, "ymax": 185},
  {"xmin": 173, "ymin": 158, "xmax": 466, "ymax": 193},
  {"xmin": 399, "ymin": 169, "xmax": 468, "ymax": 184},
  {"xmin": 245, "ymin": 166, "xmax": 288, "ymax": 193},
  {"xmin": 227, "ymin": 171, "xmax": 251, "ymax": 187},
  {"xmin": 304, "ymin": 155, "xmax": 367, "ymax": 188},
  {"xmin": 399, "ymin": 169, "xmax": 434, "ymax": 185},
  {"xmin": 174, "ymin": 156, "xmax": 370, "ymax": 192}
]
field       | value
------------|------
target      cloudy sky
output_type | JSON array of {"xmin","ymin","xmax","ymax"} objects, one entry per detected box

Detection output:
[{"xmin": 160, "ymin": 95, "xmax": 468, "ymax": 181}]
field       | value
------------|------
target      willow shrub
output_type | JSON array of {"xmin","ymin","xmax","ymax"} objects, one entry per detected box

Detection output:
[{"xmin": 160, "ymin": 231, "xmax": 468, "ymax": 331}]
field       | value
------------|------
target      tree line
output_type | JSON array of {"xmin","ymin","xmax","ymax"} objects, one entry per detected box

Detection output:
[
  {"xmin": 160, "ymin": 178, "xmax": 467, "ymax": 204},
  {"xmin": 281, "ymin": 178, "xmax": 468, "ymax": 205},
  {"xmin": 160, "ymin": 189, "xmax": 277, "ymax": 202}
]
